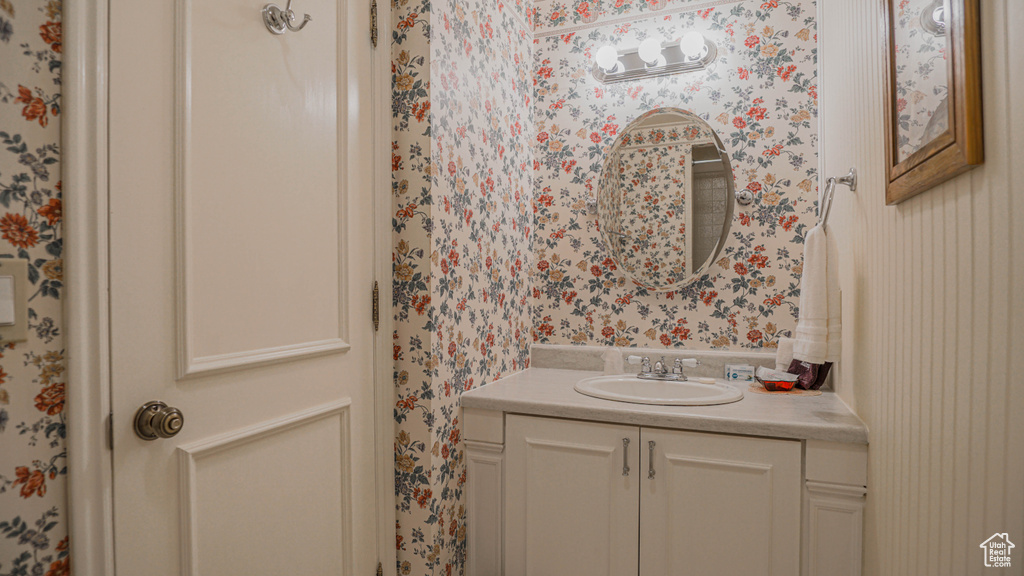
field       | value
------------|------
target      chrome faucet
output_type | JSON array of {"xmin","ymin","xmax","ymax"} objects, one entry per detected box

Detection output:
[{"xmin": 628, "ymin": 355, "xmax": 700, "ymax": 381}]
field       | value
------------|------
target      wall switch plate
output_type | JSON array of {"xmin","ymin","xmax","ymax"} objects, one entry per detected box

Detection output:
[
  {"xmin": 0, "ymin": 275, "xmax": 15, "ymax": 325},
  {"xmin": 0, "ymin": 259, "xmax": 29, "ymax": 343}
]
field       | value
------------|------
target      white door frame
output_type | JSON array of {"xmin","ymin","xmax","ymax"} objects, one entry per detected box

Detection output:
[{"xmin": 62, "ymin": 1, "xmax": 396, "ymax": 573}]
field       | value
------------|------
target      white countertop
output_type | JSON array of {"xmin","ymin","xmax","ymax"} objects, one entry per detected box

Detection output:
[{"xmin": 461, "ymin": 368, "xmax": 868, "ymax": 444}]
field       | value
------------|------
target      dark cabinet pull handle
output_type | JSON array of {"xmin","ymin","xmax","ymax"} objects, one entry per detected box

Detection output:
[
  {"xmin": 622, "ymin": 438, "xmax": 631, "ymax": 476},
  {"xmin": 648, "ymin": 440, "xmax": 656, "ymax": 479}
]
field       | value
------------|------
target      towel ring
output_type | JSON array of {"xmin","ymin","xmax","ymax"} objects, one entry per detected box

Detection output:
[{"xmin": 818, "ymin": 168, "xmax": 856, "ymax": 227}]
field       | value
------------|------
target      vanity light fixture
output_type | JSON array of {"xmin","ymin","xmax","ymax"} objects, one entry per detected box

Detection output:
[{"xmin": 592, "ymin": 33, "xmax": 718, "ymax": 84}]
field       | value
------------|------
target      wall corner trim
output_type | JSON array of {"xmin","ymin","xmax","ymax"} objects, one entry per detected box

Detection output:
[{"xmin": 64, "ymin": 0, "xmax": 115, "ymax": 573}]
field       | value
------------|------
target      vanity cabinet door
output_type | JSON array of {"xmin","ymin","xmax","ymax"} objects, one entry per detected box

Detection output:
[
  {"xmin": 505, "ymin": 415, "xmax": 641, "ymax": 576},
  {"xmin": 640, "ymin": 429, "xmax": 801, "ymax": 576}
]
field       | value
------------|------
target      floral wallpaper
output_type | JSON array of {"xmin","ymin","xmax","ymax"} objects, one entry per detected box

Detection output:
[
  {"xmin": 535, "ymin": 0, "xmax": 714, "ymax": 33},
  {"xmin": 392, "ymin": 0, "xmax": 533, "ymax": 572},
  {"xmin": 612, "ymin": 144, "xmax": 694, "ymax": 287},
  {"xmin": 532, "ymin": 0, "xmax": 818, "ymax": 350},
  {"xmin": 0, "ymin": 1, "xmax": 68, "ymax": 575},
  {"xmin": 891, "ymin": 0, "xmax": 948, "ymax": 161},
  {"xmin": 617, "ymin": 121, "xmax": 715, "ymax": 147},
  {"xmin": 392, "ymin": 0, "xmax": 436, "ymax": 571}
]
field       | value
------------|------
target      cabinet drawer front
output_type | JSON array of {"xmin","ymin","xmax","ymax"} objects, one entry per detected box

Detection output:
[
  {"xmin": 505, "ymin": 415, "xmax": 640, "ymax": 576},
  {"xmin": 640, "ymin": 429, "xmax": 801, "ymax": 576}
]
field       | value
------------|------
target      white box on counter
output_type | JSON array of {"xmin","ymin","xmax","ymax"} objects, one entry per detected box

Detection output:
[{"xmin": 725, "ymin": 364, "xmax": 755, "ymax": 382}]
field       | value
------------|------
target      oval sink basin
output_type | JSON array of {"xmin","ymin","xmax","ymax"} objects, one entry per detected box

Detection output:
[{"xmin": 574, "ymin": 375, "xmax": 744, "ymax": 406}]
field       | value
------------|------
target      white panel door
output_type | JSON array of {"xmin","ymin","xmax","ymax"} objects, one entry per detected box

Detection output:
[
  {"xmin": 107, "ymin": 0, "xmax": 380, "ymax": 573},
  {"xmin": 505, "ymin": 415, "xmax": 640, "ymax": 576},
  {"xmin": 639, "ymin": 429, "xmax": 801, "ymax": 576}
]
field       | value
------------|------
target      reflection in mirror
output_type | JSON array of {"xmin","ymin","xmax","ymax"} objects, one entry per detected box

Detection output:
[
  {"xmin": 892, "ymin": 0, "xmax": 949, "ymax": 161},
  {"xmin": 597, "ymin": 108, "xmax": 733, "ymax": 291}
]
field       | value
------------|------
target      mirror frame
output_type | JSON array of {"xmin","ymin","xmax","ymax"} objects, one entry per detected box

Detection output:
[
  {"xmin": 883, "ymin": 0, "xmax": 983, "ymax": 204},
  {"xmin": 597, "ymin": 107, "xmax": 736, "ymax": 292}
]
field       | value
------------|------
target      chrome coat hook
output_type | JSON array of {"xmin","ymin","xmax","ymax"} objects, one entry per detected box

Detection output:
[{"xmin": 263, "ymin": 0, "xmax": 312, "ymax": 35}]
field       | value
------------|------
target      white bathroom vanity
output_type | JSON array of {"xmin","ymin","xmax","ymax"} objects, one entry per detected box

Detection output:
[{"xmin": 461, "ymin": 366, "xmax": 867, "ymax": 576}]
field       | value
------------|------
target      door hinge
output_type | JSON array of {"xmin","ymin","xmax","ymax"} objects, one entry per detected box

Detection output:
[
  {"xmin": 370, "ymin": 0, "xmax": 378, "ymax": 48},
  {"xmin": 107, "ymin": 412, "xmax": 114, "ymax": 451},
  {"xmin": 376, "ymin": 561, "xmax": 383, "ymax": 576},
  {"xmin": 372, "ymin": 280, "xmax": 380, "ymax": 331}
]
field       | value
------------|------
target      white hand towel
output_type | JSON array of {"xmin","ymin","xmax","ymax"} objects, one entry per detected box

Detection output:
[
  {"xmin": 793, "ymin": 224, "xmax": 841, "ymax": 364},
  {"xmin": 775, "ymin": 337, "xmax": 795, "ymax": 372},
  {"xmin": 825, "ymin": 224, "xmax": 842, "ymax": 360}
]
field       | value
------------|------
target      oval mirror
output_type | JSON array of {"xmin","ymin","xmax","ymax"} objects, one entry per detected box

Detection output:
[{"xmin": 597, "ymin": 107, "xmax": 735, "ymax": 291}]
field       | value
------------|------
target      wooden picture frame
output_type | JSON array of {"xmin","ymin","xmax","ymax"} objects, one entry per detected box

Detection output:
[{"xmin": 884, "ymin": 0, "xmax": 983, "ymax": 204}]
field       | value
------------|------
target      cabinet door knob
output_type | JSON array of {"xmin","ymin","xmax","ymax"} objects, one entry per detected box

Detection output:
[
  {"xmin": 648, "ymin": 440, "xmax": 656, "ymax": 479},
  {"xmin": 622, "ymin": 437, "xmax": 631, "ymax": 476}
]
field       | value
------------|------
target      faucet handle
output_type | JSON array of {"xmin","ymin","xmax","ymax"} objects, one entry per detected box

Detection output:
[
  {"xmin": 673, "ymin": 358, "xmax": 700, "ymax": 375},
  {"xmin": 655, "ymin": 356, "xmax": 669, "ymax": 374},
  {"xmin": 641, "ymin": 356, "xmax": 652, "ymax": 373}
]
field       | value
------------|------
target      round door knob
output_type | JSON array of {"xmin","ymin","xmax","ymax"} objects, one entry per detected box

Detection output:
[{"xmin": 134, "ymin": 401, "xmax": 184, "ymax": 440}]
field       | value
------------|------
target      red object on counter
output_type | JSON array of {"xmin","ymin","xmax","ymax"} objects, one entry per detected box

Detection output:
[{"xmin": 760, "ymin": 378, "xmax": 796, "ymax": 392}]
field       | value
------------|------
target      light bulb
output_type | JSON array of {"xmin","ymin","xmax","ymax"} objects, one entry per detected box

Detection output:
[
  {"xmin": 679, "ymin": 31, "xmax": 707, "ymax": 60},
  {"xmin": 595, "ymin": 45, "xmax": 620, "ymax": 72},
  {"xmin": 638, "ymin": 38, "xmax": 664, "ymax": 66}
]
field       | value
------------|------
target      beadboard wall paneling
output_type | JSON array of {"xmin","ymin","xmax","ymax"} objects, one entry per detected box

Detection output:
[{"xmin": 819, "ymin": 0, "xmax": 1024, "ymax": 574}]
